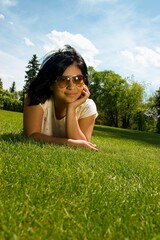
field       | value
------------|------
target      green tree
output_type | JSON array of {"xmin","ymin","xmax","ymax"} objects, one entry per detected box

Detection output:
[
  {"xmin": 23, "ymin": 54, "xmax": 40, "ymax": 93},
  {"xmin": 88, "ymin": 66, "xmax": 96, "ymax": 84},
  {"xmin": 155, "ymin": 88, "xmax": 160, "ymax": 133},
  {"xmin": 17, "ymin": 90, "xmax": 24, "ymax": 102},
  {"xmin": 9, "ymin": 81, "xmax": 16, "ymax": 93},
  {"xmin": 0, "ymin": 78, "xmax": 3, "ymax": 108},
  {"xmin": 89, "ymin": 70, "xmax": 145, "ymax": 129},
  {"xmin": 90, "ymin": 70, "xmax": 128, "ymax": 127},
  {"xmin": 2, "ymin": 90, "xmax": 23, "ymax": 112},
  {"xmin": 89, "ymin": 70, "xmax": 107, "ymax": 124},
  {"xmin": 0, "ymin": 81, "xmax": 23, "ymax": 112},
  {"xmin": 0, "ymin": 78, "xmax": 3, "ymax": 91},
  {"xmin": 121, "ymin": 81, "xmax": 144, "ymax": 129}
]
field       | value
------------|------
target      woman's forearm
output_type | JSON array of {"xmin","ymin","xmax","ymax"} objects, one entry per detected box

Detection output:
[
  {"xmin": 28, "ymin": 132, "xmax": 69, "ymax": 145},
  {"xmin": 25, "ymin": 132, "xmax": 97, "ymax": 150},
  {"xmin": 66, "ymin": 107, "xmax": 87, "ymax": 140}
]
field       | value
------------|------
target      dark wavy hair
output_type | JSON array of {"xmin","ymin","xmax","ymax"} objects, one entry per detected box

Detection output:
[{"xmin": 27, "ymin": 45, "xmax": 89, "ymax": 105}]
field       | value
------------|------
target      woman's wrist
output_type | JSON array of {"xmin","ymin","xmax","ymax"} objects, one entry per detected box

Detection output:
[{"xmin": 66, "ymin": 105, "xmax": 76, "ymax": 115}]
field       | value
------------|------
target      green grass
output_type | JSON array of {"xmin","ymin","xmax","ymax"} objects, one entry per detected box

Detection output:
[{"xmin": 0, "ymin": 109, "xmax": 160, "ymax": 240}]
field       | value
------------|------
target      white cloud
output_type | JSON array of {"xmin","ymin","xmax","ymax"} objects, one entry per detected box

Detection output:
[
  {"xmin": 0, "ymin": 50, "xmax": 26, "ymax": 90},
  {"xmin": 120, "ymin": 47, "xmax": 160, "ymax": 95},
  {"xmin": 0, "ymin": 0, "xmax": 17, "ymax": 7},
  {"xmin": 0, "ymin": 72, "xmax": 14, "ymax": 79},
  {"xmin": 44, "ymin": 30, "xmax": 101, "ymax": 67},
  {"xmin": 121, "ymin": 47, "xmax": 160, "ymax": 68},
  {"xmin": 24, "ymin": 37, "xmax": 35, "ymax": 47},
  {"xmin": 136, "ymin": 47, "xmax": 160, "ymax": 68},
  {"xmin": 0, "ymin": 14, "xmax": 5, "ymax": 20}
]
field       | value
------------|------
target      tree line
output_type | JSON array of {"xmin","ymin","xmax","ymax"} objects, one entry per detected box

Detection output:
[{"xmin": 0, "ymin": 54, "xmax": 159, "ymax": 133}]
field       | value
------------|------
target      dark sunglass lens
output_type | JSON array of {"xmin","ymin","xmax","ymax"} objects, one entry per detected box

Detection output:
[
  {"xmin": 73, "ymin": 75, "xmax": 83, "ymax": 82},
  {"xmin": 57, "ymin": 76, "xmax": 68, "ymax": 87},
  {"xmin": 56, "ymin": 75, "xmax": 84, "ymax": 87}
]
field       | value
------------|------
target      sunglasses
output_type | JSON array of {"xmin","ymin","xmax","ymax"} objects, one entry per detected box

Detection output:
[{"xmin": 55, "ymin": 74, "xmax": 85, "ymax": 88}]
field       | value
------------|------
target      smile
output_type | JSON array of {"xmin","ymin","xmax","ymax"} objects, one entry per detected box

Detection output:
[{"xmin": 65, "ymin": 93, "xmax": 78, "ymax": 97}]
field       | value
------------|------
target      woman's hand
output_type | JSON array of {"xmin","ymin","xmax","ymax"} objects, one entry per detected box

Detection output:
[
  {"xmin": 68, "ymin": 139, "xmax": 98, "ymax": 151},
  {"xmin": 68, "ymin": 85, "xmax": 90, "ymax": 110}
]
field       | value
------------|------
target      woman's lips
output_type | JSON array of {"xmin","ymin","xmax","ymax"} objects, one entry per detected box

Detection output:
[{"xmin": 65, "ymin": 93, "xmax": 78, "ymax": 97}]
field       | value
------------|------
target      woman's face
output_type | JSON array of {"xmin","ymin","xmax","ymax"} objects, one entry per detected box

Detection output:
[{"xmin": 52, "ymin": 64, "xmax": 84, "ymax": 104}]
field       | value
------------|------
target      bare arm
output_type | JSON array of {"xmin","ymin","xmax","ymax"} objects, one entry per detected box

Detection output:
[
  {"xmin": 66, "ymin": 85, "xmax": 96, "ymax": 141},
  {"xmin": 23, "ymin": 101, "xmax": 97, "ymax": 150},
  {"xmin": 66, "ymin": 106, "xmax": 96, "ymax": 141},
  {"xmin": 23, "ymin": 103, "xmax": 43, "ymax": 137}
]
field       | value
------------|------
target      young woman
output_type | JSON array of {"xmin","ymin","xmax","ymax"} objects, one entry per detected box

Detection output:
[{"xmin": 23, "ymin": 45, "xmax": 98, "ymax": 150}]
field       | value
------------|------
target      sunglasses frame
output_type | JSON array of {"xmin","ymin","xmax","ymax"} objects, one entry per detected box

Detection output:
[{"xmin": 55, "ymin": 74, "xmax": 85, "ymax": 88}]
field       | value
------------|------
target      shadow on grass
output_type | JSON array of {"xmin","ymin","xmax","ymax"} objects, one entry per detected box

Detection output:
[
  {"xmin": 0, "ymin": 133, "xmax": 44, "ymax": 147},
  {"xmin": 0, "ymin": 133, "xmax": 25, "ymax": 142},
  {"xmin": 1, "ymin": 128, "xmax": 160, "ymax": 148},
  {"xmin": 93, "ymin": 125, "xmax": 160, "ymax": 147}
]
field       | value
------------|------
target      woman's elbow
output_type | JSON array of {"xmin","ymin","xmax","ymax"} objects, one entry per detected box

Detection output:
[{"xmin": 23, "ymin": 129, "xmax": 39, "ymax": 138}]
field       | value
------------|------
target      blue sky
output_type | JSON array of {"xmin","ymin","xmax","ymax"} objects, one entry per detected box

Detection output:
[{"xmin": 0, "ymin": 0, "xmax": 160, "ymax": 96}]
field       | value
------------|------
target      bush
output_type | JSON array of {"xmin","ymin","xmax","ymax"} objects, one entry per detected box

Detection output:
[{"xmin": 3, "ymin": 96, "xmax": 23, "ymax": 112}]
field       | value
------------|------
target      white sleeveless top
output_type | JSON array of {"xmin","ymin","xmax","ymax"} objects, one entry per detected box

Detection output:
[{"xmin": 40, "ymin": 98, "xmax": 98, "ymax": 138}]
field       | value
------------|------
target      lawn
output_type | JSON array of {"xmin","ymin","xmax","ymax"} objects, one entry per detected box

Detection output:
[{"xmin": 0, "ymin": 110, "xmax": 160, "ymax": 240}]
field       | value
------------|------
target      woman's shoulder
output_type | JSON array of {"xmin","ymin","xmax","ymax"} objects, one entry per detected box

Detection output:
[
  {"xmin": 80, "ymin": 98, "xmax": 97, "ymax": 110},
  {"xmin": 86, "ymin": 98, "xmax": 96, "ymax": 105},
  {"xmin": 40, "ymin": 98, "xmax": 54, "ymax": 110},
  {"xmin": 76, "ymin": 98, "xmax": 98, "ymax": 119}
]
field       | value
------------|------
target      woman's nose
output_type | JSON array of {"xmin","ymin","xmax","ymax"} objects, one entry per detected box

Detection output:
[{"xmin": 66, "ymin": 79, "xmax": 76, "ymax": 89}]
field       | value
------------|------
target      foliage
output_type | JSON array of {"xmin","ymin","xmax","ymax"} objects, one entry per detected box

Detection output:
[
  {"xmin": 23, "ymin": 54, "xmax": 40, "ymax": 93},
  {"xmin": 0, "ymin": 78, "xmax": 3, "ymax": 109},
  {"xmin": 89, "ymin": 70, "xmax": 144, "ymax": 129},
  {"xmin": 0, "ymin": 55, "xmax": 40, "ymax": 111},
  {"xmin": 120, "ymin": 81, "xmax": 144, "ymax": 128},
  {"xmin": 154, "ymin": 88, "xmax": 160, "ymax": 133},
  {"xmin": 0, "ymin": 78, "xmax": 3, "ymax": 90},
  {"xmin": 138, "ymin": 96, "xmax": 157, "ymax": 132},
  {"xmin": 0, "ymin": 82, "xmax": 23, "ymax": 112},
  {"xmin": 0, "ymin": 110, "xmax": 160, "ymax": 240},
  {"xmin": 9, "ymin": 81, "xmax": 16, "ymax": 93}
]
